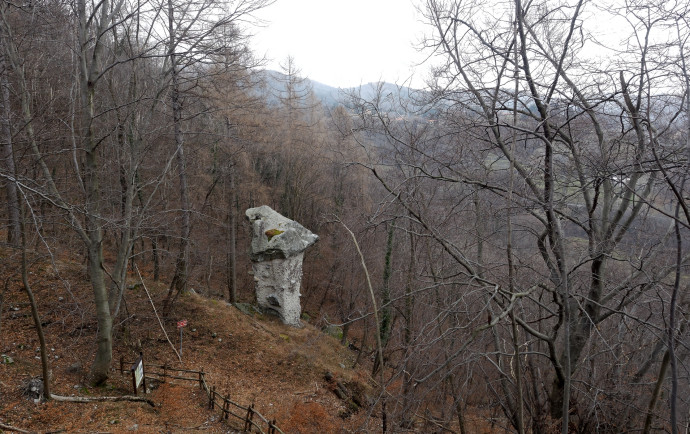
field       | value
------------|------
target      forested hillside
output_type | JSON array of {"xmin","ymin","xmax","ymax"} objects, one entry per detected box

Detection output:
[{"xmin": 0, "ymin": 0, "xmax": 689, "ymax": 432}]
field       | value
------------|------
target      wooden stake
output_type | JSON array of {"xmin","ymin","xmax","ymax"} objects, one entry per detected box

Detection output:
[{"xmin": 244, "ymin": 404, "xmax": 254, "ymax": 431}]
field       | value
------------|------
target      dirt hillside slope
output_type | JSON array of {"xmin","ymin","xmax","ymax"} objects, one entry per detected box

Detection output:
[{"xmin": 0, "ymin": 251, "xmax": 375, "ymax": 433}]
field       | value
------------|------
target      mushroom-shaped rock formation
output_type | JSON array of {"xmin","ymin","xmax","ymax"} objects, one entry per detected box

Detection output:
[{"xmin": 245, "ymin": 205, "xmax": 318, "ymax": 326}]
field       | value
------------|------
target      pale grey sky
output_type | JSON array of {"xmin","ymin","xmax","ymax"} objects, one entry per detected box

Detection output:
[{"xmin": 249, "ymin": 0, "xmax": 429, "ymax": 89}]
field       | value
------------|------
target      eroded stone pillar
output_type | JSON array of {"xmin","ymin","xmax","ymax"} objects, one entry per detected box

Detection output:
[{"xmin": 245, "ymin": 205, "xmax": 318, "ymax": 326}]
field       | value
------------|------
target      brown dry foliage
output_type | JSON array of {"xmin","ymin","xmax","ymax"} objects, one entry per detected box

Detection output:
[{"xmin": 0, "ymin": 246, "xmax": 372, "ymax": 432}]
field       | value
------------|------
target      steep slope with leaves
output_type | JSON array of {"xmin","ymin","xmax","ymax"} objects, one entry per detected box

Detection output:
[{"xmin": 0, "ymin": 247, "xmax": 377, "ymax": 433}]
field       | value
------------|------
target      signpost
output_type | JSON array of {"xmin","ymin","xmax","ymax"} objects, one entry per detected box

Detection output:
[
  {"xmin": 177, "ymin": 319, "xmax": 188, "ymax": 358},
  {"xmin": 131, "ymin": 352, "xmax": 146, "ymax": 395}
]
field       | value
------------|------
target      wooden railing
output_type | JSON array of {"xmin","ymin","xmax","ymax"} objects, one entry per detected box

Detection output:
[{"xmin": 120, "ymin": 357, "xmax": 284, "ymax": 434}]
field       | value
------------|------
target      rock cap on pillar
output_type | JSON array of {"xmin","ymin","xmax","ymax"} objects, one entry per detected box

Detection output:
[{"xmin": 246, "ymin": 205, "xmax": 319, "ymax": 261}]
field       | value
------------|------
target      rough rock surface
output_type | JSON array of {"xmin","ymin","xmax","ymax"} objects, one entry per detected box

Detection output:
[
  {"xmin": 246, "ymin": 206, "xmax": 318, "ymax": 326},
  {"xmin": 246, "ymin": 205, "xmax": 318, "ymax": 262}
]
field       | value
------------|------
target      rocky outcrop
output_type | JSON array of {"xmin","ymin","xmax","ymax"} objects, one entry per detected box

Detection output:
[{"xmin": 245, "ymin": 206, "xmax": 318, "ymax": 326}]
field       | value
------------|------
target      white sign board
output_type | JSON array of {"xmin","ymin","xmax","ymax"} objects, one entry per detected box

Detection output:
[{"xmin": 133, "ymin": 359, "xmax": 144, "ymax": 389}]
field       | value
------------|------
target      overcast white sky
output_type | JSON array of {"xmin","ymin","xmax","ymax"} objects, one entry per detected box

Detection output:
[{"xmin": 249, "ymin": 0, "xmax": 430, "ymax": 89}]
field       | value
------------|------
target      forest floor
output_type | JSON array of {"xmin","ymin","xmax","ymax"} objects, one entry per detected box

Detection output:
[{"xmin": 0, "ymin": 246, "xmax": 378, "ymax": 433}]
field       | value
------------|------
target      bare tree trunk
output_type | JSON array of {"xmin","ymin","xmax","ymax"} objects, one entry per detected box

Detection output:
[
  {"xmin": 152, "ymin": 236, "xmax": 160, "ymax": 282},
  {"xmin": 401, "ymin": 219, "xmax": 415, "ymax": 428},
  {"xmin": 108, "ymin": 55, "xmax": 138, "ymax": 318},
  {"xmin": 668, "ymin": 203, "xmax": 682, "ymax": 434},
  {"xmin": 165, "ymin": 0, "xmax": 191, "ymax": 309},
  {"xmin": 341, "ymin": 315, "xmax": 351, "ymax": 346},
  {"xmin": 508, "ymin": 30, "xmax": 524, "ymax": 432},
  {"xmin": 84, "ymin": 148, "xmax": 112, "ymax": 385},
  {"xmin": 0, "ymin": 50, "xmax": 19, "ymax": 245},
  {"xmin": 51, "ymin": 393, "xmax": 154, "ymax": 406},
  {"xmin": 373, "ymin": 222, "xmax": 394, "ymax": 377},
  {"xmin": 668, "ymin": 28, "xmax": 690, "ymax": 433},
  {"xmin": 109, "ymin": 144, "xmax": 134, "ymax": 318},
  {"xmin": 643, "ymin": 349, "xmax": 670, "ymax": 434},
  {"xmin": 1, "ymin": 0, "xmax": 115, "ymax": 384},
  {"xmin": 77, "ymin": 0, "xmax": 115, "ymax": 384},
  {"xmin": 0, "ymin": 421, "xmax": 32, "ymax": 433},
  {"xmin": 449, "ymin": 376, "xmax": 468, "ymax": 434},
  {"xmin": 20, "ymin": 203, "xmax": 51, "ymax": 400},
  {"xmin": 227, "ymin": 157, "xmax": 237, "ymax": 304},
  {"xmin": 0, "ymin": 278, "xmax": 6, "ymax": 345},
  {"xmin": 428, "ymin": 242, "xmax": 467, "ymax": 434},
  {"xmin": 110, "ymin": 223, "xmax": 133, "ymax": 318}
]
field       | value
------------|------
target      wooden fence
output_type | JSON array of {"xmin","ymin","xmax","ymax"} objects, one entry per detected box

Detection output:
[{"xmin": 120, "ymin": 357, "xmax": 284, "ymax": 434}]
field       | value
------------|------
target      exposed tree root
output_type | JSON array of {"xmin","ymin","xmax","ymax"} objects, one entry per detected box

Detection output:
[
  {"xmin": 50, "ymin": 393, "xmax": 155, "ymax": 407},
  {"xmin": 0, "ymin": 421, "xmax": 34, "ymax": 433}
]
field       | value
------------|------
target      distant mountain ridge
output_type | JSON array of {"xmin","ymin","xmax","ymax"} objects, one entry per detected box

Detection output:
[{"xmin": 258, "ymin": 69, "xmax": 424, "ymax": 110}]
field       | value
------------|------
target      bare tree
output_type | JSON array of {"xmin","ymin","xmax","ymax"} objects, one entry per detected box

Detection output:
[
  {"xmin": 163, "ymin": 0, "xmax": 274, "ymax": 308},
  {"xmin": 415, "ymin": 0, "xmax": 690, "ymax": 429},
  {"xmin": 338, "ymin": 0, "xmax": 690, "ymax": 430},
  {"xmin": 0, "ymin": 49, "xmax": 18, "ymax": 245}
]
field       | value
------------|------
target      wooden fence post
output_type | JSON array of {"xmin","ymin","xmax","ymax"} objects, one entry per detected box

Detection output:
[
  {"xmin": 198, "ymin": 370, "xmax": 204, "ymax": 390},
  {"xmin": 224, "ymin": 394, "xmax": 230, "ymax": 420},
  {"xmin": 209, "ymin": 385, "xmax": 215, "ymax": 409},
  {"xmin": 244, "ymin": 404, "xmax": 254, "ymax": 431},
  {"xmin": 269, "ymin": 419, "xmax": 277, "ymax": 434}
]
